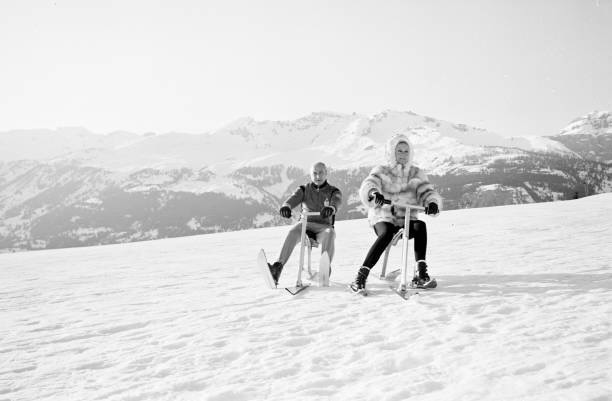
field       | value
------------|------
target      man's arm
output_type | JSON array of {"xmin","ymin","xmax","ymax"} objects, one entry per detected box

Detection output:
[
  {"xmin": 282, "ymin": 185, "xmax": 306, "ymax": 209},
  {"xmin": 328, "ymin": 187, "xmax": 342, "ymax": 213}
]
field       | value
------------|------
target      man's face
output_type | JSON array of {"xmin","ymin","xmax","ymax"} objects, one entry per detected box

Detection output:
[
  {"xmin": 395, "ymin": 142, "xmax": 410, "ymax": 165},
  {"xmin": 310, "ymin": 165, "xmax": 327, "ymax": 186}
]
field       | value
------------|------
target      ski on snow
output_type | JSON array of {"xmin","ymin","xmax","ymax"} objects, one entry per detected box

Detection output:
[
  {"xmin": 284, "ymin": 284, "xmax": 311, "ymax": 296},
  {"xmin": 348, "ymin": 277, "xmax": 437, "ymax": 299},
  {"xmin": 391, "ymin": 278, "xmax": 437, "ymax": 300},
  {"xmin": 258, "ymin": 249, "xmax": 334, "ymax": 296},
  {"xmin": 257, "ymin": 249, "xmax": 276, "ymax": 289}
]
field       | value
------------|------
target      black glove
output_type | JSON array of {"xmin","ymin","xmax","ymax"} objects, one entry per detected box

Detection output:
[
  {"xmin": 320, "ymin": 206, "xmax": 334, "ymax": 218},
  {"xmin": 425, "ymin": 203, "xmax": 439, "ymax": 215},
  {"xmin": 368, "ymin": 191, "xmax": 386, "ymax": 206},
  {"xmin": 279, "ymin": 206, "xmax": 292, "ymax": 218}
]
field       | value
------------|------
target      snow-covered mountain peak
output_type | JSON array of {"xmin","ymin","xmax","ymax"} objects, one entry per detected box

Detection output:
[
  {"xmin": 559, "ymin": 110, "xmax": 612, "ymax": 136},
  {"xmin": 217, "ymin": 116, "xmax": 257, "ymax": 131},
  {"xmin": 1, "ymin": 110, "xmax": 599, "ymax": 172}
]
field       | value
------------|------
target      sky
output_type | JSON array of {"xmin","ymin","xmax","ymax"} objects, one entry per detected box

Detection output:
[{"xmin": 1, "ymin": 0, "xmax": 611, "ymax": 137}]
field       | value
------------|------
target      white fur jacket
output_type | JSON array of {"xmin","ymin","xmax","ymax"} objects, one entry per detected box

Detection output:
[{"xmin": 359, "ymin": 133, "xmax": 443, "ymax": 226}]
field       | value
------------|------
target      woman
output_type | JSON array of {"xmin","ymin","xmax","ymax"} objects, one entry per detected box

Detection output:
[{"xmin": 350, "ymin": 133, "xmax": 442, "ymax": 294}]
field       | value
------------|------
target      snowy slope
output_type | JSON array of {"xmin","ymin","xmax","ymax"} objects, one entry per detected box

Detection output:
[{"xmin": 1, "ymin": 194, "xmax": 611, "ymax": 401}]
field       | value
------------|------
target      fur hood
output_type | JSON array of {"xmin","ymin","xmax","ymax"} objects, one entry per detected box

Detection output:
[{"xmin": 385, "ymin": 133, "xmax": 414, "ymax": 168}]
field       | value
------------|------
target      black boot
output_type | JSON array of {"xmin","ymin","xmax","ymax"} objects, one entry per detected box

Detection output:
[
  {"xmin": 412, "ymin": 260, "xmax": 436, "ymax": 288},
  {"xmin": 268, "ymin": 261, "xmax": 284, "ymax": 285},
  {"xmin": 350, "ymin": 266, "xmax": 371, "ymax": 293},
  {"xmin": 417, "ymin": 260, "xmax": 430, "ymax": 282}
]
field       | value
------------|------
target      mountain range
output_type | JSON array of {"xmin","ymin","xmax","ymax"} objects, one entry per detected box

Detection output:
[{"xmin": 1, "ymin": 110, "xmax": 611, "ymax": 251}]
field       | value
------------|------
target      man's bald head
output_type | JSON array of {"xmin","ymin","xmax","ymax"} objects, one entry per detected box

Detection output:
[
  {"xmin": 312, "ymin": 162, "xmax": 327, "ymax": 172},
  {"xmin": 310, "ymin": 162, "xmax": 328, "ymax": 186}
]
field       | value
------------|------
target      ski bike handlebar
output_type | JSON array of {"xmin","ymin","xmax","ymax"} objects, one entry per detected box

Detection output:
[
  {"xmin": 381, "ymin": 199, "xmax": 425, "ymax": 211},
  {"xmin": 287, "ymin": 211, "xmax": 321, "ymax": 220}
]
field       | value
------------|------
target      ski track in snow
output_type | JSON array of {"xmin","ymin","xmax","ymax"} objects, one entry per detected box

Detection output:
[{"xmin": 1, "ymin": 195, "xmax": 611, "ymax": 401}]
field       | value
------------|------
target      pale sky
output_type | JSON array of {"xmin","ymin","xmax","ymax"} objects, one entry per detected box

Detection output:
[{"xmin": 1, "ymin": 0, "xmax": 611, "ymax": 137}]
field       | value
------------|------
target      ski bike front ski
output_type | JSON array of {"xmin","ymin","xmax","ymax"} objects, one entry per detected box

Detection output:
[
  {"xmin": 392, "ymin": 284, "xmax": 415, "ymax": 300},
  {"xmin": 285, "ymin": 284, "xmax": 311, "ymax": 295},
  {"xmin": 287, "ymin": 250, "xmax": 329, "ymax": 295}
]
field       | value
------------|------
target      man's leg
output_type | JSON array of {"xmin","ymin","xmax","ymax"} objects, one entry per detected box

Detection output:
[
  {"xmin": 314, "ymin": 226, "xmax": 336, "ymax": 262},
  {"xmin": 277, "ymin": 223, "xmax": 303, "ymax": 265}
]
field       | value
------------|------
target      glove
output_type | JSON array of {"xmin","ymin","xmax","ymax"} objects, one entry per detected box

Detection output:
[
  {"xmin": 320, "ymin": 206, "xmax": 334, "ymax": 218},
  {"xmin": 425, "ymin": 203, "xmax": 439, "ymax": 215},
  {"xmin": 368, "ymin": 191, "xmax": 386, "ymax": 206},
  {"xmin": 279, "ymin": 206, "xmax": 292, "ymax": 218}
]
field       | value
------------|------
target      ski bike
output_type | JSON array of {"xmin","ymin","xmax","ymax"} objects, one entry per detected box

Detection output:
[
  {"xmin": 357, "ymin": 201, "xmax": 437, "ymax": 299},
  {"xmin": 258, "ymin": 212, "xmax": 331, "ymax": 296}
]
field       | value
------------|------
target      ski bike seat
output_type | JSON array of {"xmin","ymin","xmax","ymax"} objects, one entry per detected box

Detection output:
[
  {"xmin": 379, "ymin": 228, "xmax": 404, "ymax": 279},
  {"xmin": 305, "ymin": 231, "xmax": 320, "ymax": 277}
]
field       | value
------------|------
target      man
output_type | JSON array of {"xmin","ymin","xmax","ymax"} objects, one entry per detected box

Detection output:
[{"xmin": 268, "ymin": 162, "xmax": 342, "ymax": 285}]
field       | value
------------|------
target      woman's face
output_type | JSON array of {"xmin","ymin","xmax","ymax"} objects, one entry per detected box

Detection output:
[{"xmin": 395, "ymin": 142, "xmax": 410, "ymax": 165}]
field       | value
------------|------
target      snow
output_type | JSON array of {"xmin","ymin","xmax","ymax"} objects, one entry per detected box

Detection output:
[
  {"xmin": 1, "ymin": 195, "xmax": 611, "ymax": 400},
  {"xmin": 253, "ymin": 213, "xmax": 275, "ymax": 227},
  {"xmin": 523, "ymin": 136, "xmax": 575, "ymax": 154},
  {"xmin": 262, "ymin": 166, "xmax": 293, "ymax": 197},
  {"xmin": 186, "ymin": 218, "xmax": 200, "ymax": 231},
  {"xmin": 479, "ymin": 184, "xmax": 501, "ymax": 191}
]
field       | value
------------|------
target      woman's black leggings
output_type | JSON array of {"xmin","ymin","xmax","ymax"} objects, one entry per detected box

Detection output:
[{"xmin": 361, "ymin": 220, "xmax": 427, "ymax": 268}]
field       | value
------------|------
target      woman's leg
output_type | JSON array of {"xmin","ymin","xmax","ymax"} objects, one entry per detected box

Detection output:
[
  {"xmin": 362, "ymin": 222, "xmax": 401, "ymax": 268},
  {"xmin": 408, "ymin": 219, "xmax": 427, "ymax": 261}
]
